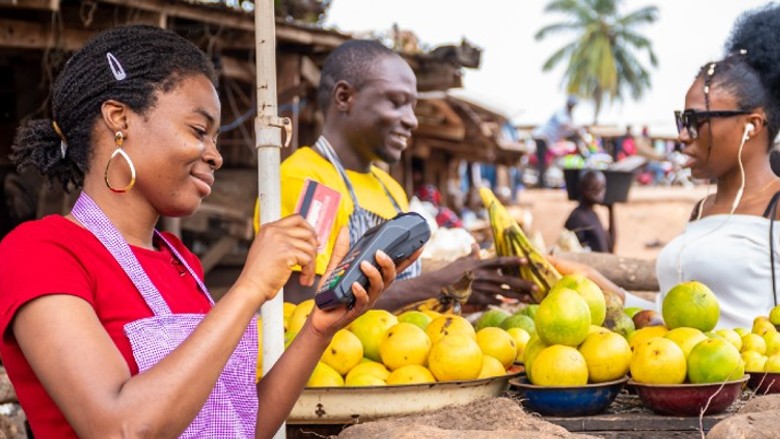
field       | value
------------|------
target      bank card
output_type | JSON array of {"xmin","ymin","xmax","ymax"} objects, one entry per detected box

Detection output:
[{"xmin": 295, "ymin": 179, "xmax": 341, "ymax": 251}]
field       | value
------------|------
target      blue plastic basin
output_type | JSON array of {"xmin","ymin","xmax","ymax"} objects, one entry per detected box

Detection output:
[{"xmin": 509, "ymin": 375, "xmax": 628, "ymax": 417}]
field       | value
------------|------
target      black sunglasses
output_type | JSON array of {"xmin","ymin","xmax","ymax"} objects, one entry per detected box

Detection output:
[{"xmin": 674, "ymin": 109, "xmax": 751, "ymax": 139}]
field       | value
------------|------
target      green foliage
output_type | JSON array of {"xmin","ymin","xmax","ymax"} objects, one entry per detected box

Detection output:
[{"xmin": 535, "ymin": 0, "xmax": 659, "ymax": 123}]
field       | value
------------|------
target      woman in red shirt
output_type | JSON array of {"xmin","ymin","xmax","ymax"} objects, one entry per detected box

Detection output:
[{"xmin": 0, "ymin": 25, "xmax": 414, "ymax": 438}]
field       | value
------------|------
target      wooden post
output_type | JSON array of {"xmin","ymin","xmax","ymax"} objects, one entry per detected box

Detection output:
[{"xmin": 254, "ymin": 2, "xmax": 289, "ymax": 438}]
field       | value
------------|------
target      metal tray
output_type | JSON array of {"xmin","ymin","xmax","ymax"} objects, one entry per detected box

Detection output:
[{"xmin": 288, "ymin": 372, "xmax": 521, "ymax": 424}]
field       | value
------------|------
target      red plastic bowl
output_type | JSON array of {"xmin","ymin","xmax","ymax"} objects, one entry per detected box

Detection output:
[
  {"xmin": 747, "ymin": 372, "xmax": 780, "ymax": 394},
  {"xmin": 628, "ymin": 375, "xmax": 748, "ymax": 416}
]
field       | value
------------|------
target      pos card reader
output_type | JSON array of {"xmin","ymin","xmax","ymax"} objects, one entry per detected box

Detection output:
[{"xmin": 315, "ymin": 212, "xmax": 431, "ymax": 310}]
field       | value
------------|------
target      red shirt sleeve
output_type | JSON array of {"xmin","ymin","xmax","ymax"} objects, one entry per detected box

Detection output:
[{"xmin": 0, "ymin": 217, "xmax": 95, "ymax": 339}]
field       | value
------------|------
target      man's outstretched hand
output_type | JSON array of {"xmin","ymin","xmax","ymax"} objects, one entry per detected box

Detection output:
[{"xmin": 425, "ymin": 244, "xmax": 538, "ymax": 306}]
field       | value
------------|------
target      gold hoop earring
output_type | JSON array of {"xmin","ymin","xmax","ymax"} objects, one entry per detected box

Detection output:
[{"xmin": 104, "ymin": 131, "xmax": 136, "ymax": 193}]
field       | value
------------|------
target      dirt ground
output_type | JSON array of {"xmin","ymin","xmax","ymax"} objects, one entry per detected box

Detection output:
[{"xmin": 515, "ymin": 185, "xmax": 710, "ymax": 262}]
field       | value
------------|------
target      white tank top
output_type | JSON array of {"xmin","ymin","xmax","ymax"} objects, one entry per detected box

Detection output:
[{"xmin": 655, "ymin": 214, "xmax": 780, "ymax": 329}]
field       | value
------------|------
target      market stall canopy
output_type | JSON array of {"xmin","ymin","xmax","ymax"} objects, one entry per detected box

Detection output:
[{"xmin": 414, "ymin": 89, "xmax": 531, "ymax": 165}]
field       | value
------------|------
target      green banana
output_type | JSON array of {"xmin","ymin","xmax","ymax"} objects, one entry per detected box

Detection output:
[{"xmin": 480, "ymin": 187, "xmax": 561, "ymax": 303}]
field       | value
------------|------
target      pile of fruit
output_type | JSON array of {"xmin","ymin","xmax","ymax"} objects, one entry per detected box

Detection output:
[
  {"xmin": 256, "ymin": 302, "xmax": 524, "ymax": 387},
  {"xmin": 522, "ymin": 274, "xmax": 632, "ymax": 386},
  {"xmin": 626, "ymin": 281, "xmax": 780, "ymax": 385},
  {"xmin": 254, "ymin": 188, "xmax": 780, "ymax": 392}
]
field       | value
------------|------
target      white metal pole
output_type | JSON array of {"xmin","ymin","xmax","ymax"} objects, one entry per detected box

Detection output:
[{"xmin": 255, "ymin": 1, "xmax": 289, "ymax": 438}]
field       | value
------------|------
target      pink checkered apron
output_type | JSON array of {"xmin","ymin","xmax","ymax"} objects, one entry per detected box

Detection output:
[{"xmin": 72, "ymin": 193, "xmax": 258, "ymax": 438}]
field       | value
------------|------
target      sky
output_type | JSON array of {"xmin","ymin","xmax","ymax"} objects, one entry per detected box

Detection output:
[{"xmin": 324, "ymin": 0, "xmax": 772, "ymax": 137}]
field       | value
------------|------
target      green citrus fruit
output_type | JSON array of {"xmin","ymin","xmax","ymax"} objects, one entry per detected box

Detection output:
[
  {"xmin": 550, "ymin": 273, "xmax": 607, "ymax": 326},
  {"xmin": 349, "ymin": 310, "xmax": 398, "ymax": 362},
  {"xmin": 499, "ymin": 313, "xmax": 536, "ymax": 335},
  {"xmin": 661, "ymin": 281, "xmax": 719, "ymax": 331},
  {"xmin": 474, "ymin": 309, "xmax": 510, "ymax": 331},
  {"xmin": 397, "ymin": 310, "xmax": 433, "ymax": 330},
  {"xmin": 687, "ymin": 338, "xmax": 743, "ymax": 383},
  {"xmin": 534, "ymin": 289, "xmax": 591, "ymax": 347}
]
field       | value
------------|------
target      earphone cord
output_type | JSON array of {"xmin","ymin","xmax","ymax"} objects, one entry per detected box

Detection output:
[
  {"xmin": 676, "ymin": 127, "xmax": 750, "ymax": 283},
  {"xmin": 730, "ymin": 127, "xmax": 750, "ymax": 215}
]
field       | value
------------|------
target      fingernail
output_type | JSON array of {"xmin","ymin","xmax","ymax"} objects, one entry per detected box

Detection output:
[
  {"xmin": 361, "ymin": 260, "xmax": 372, "ymax": 270},
  {"xmin": 376, "ymin": 250, "xmax": 390, "ymax": 261}
]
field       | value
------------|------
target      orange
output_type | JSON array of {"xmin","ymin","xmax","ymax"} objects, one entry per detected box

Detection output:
[
  {"xmin": 475, "ymin": 327, "xmax": 517, "ymax": 369},
  {"xmin": 664, "ymin": 327, "xmax": 708, "ymax": 358},
  {"xmin": 428, "ymin": 334, "xmax": 483, "ymax": 381},
  {"xmin": 530, "ymin": 345, "xmax": 588, "ymax": 386},
  {"xmin": 477, "ymin": 355, "xmax": 507, "ymax": 379},
  {"xmin": 321, "ymin": 329, "xmax": 364, "ymax": 375},
  {"xmin": 630, "ymin": 338, "xmax": 687, "ymax": 384},
  {"xmin": 661, "ymin": 281, "xmax": 719, "ymax": 331},
  {"xmin": 386, "ymin": 364, "xmax": 436, "ymax": 385},
  {"xmin": 378, "ymin": 322, "xmax": 431, "ymax": 371},
  {"xmin": 578, "ymin": 331, "xmax": 632, "ymax": 383},
  {"xmin": 425, "ymin": 315, "xmax": 476, "ymax": 344}
]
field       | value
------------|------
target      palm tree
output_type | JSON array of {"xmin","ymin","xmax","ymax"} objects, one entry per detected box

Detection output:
[{"xmin": 535, "ymin": 0, "xmax": 659, "ymax": 123}]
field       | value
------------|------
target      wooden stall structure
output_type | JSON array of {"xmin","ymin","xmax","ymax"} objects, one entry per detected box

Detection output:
[
  {"xmin": 396, "ymin": 89, "xmax": 530, "ymax": 212},
  {"xmin": 0, "ymin": 0, "xmax": 519, "ymax": 291}
]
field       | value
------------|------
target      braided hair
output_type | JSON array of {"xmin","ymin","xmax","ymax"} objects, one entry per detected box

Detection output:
[
  {"xmin": 696, "ymin": 3, "xmax": 780, "ymax": 151},
  {"xmin": 11, "ymin": 25, "xmax": 217, "ymax": 191},
  {"xmin": 316, "ymin": 39, "xmax": 397, "ymax": 113}
]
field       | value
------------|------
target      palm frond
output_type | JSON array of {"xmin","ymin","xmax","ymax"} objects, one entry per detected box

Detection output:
[{"xmin": 535, "ymin": 0, "xmax": 659, "ymax": 120}]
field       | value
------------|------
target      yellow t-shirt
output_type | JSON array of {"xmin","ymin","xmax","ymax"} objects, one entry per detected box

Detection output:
[{"xmin": 253, "ymin": 146, "xmax": 409, "ymax": 275}]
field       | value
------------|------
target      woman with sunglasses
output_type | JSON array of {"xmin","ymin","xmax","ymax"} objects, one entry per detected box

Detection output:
[{"xmin": 555, "ymin": 4, "xmax": 780, "ymax": 330}]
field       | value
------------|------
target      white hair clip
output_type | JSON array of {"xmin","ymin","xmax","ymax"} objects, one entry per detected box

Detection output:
[{"xmin": 106, "ymin": 52, "xmax": 127, "ymax": 81}]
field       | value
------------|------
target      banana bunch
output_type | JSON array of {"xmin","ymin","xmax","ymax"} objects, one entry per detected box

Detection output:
[
  {"xmin": 394, "ymin": 271, "xmax": 474, "ymax": 316},
  {"xmin": 479, "ymin": 187, "xmax": 561, "ymax": 303}
]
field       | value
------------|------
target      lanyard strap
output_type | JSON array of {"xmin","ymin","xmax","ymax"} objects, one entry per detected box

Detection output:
[
  {"xmin": 313, "ymin": 137, "xmax": 403, "ymax": 214},
  {"xmin": 71, "ymin": 192, "xmax": 213, "ymax": 317}
]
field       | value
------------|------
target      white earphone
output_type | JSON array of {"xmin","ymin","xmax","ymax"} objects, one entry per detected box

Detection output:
[
  {"xmin": 744, "ymin": 122, "xmax": 755, "ymax": 140},
  {"xmin": 732, "ymin": 122, "xmax": 756, "ymax": 213}
]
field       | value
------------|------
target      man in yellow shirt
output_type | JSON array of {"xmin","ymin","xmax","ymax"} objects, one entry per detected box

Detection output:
[{"xmin": 256, "ymin": 40, "xmax": 534, "ymax": 309}]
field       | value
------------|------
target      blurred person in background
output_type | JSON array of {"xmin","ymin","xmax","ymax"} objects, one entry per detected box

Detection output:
[
  {"xmin": 564, "ymin": 169, "xmax": 615, "ymax": 253},
  {"xmin": 532, "ymin": 95, "xmax": 579, "ymax": 188}
]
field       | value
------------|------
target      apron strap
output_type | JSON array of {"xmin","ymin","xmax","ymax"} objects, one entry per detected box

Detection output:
[
  {"xmin": 372, "ymin": 172, "xmax": 403, "ymax": 213},
  {"xmin": 313, "ymin": 137, "xmax": 421, "ymax": 280},
  {"xmin": 72, "ymin": 192, "xmax": 212, "ymax": 316},
  {"xmin": 314, "ymin": 137, "xmax": 362, "ymax": 212}
]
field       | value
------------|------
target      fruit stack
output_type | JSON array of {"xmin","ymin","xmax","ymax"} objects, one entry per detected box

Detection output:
[
  {"xmin": 522, "ymin": 275, "xmax": 633, "ymax": 386},
  {"xmin": 257, "ymin": 301, "xmax": 523, "ymax": 387},
  {"xmin": 626, "ymin": 281, "xmax": 780, "ymax": 392}
]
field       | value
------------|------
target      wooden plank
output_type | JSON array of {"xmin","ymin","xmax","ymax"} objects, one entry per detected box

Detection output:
[
  {"xmin": 414, "ymin": 123, "xmax": 466, "ymax": 141},
  {"xmin": 221, "ymin": 55, "xmax": 255, "ymax": 83},
  {"xmin": 199, "ymin": 235, "xmax": 238, "ymax": 274},
  {"xmin": 94, "ymin": 0, "xmax": 348, "ymax": 46},
  {"xmin": 0, "ymin": 0, "xmax": 59, "ymax": 11},
  {"xmin": 545, "ymin": 412, "xmax": 731, "ymax": 433},
  {"xmin": 0, "ymin": 18, "xmax": 92, "ymax": 50},
  {"xmin": 299, "ymin": 55, "xmax": 320, "ymax": 87},
  {"xmin": 96, "ymin": 0, "xmax": 255, "ymax": 31}
]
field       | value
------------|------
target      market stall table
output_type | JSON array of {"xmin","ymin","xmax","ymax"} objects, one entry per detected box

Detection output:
[{"xmin": 285, "ymin": 387, "xmax": 751, "ymax": 438}]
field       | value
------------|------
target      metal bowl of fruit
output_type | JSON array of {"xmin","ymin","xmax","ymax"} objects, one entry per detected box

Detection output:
[
  {"xmin": 627, "ymin": 375, "xmax": 749, "ymax": 416},
  {"xmin": 747, "ymin": 372, "xmax": 780, "ymax": 394},
  {"xmin": 288, "ymin": 370, "xmax": 523, "ymax": 424},
  {"xmin": 508, "ymin": 375, "xmax": 628, "ymax": 417}
]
